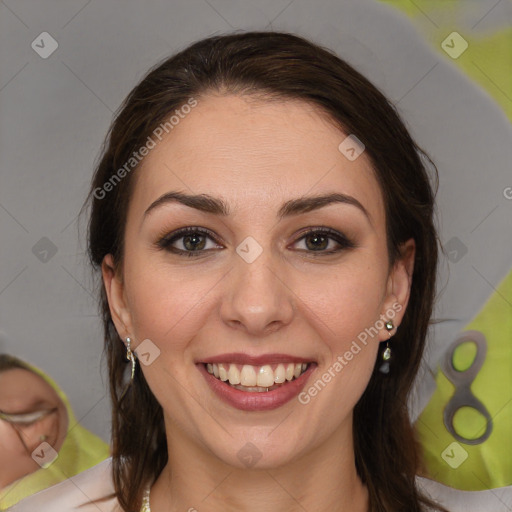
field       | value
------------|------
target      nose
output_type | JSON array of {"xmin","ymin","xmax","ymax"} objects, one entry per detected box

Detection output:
[{"xmin": 220, "ymin": 248, "xmax": 294, "ymax": 337}]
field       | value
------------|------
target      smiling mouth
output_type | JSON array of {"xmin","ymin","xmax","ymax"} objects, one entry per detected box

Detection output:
[{"xmin": 203, "ymin": 362, "xmax": 310, "ymax": 392}]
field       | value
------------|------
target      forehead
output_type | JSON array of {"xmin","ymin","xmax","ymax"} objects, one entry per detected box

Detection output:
[
  {"xmin": 130, "ymin": 94, "xmax": 384, "ymax": 222},
  {"xmin": 0, "ymin": 368, "xmax": 57, "ymax": 407},
  {"xmin": 0, "ymin": 367, "xmax": 39, "ymax": 386}
]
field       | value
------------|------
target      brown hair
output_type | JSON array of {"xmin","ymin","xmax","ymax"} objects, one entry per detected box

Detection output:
[{"xmin": 86, "ymin": 31, "xmax": 445, "ymax": 512}]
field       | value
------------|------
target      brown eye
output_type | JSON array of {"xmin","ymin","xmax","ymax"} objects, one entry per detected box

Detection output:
[
  {"xmin": 157, "ymin": 227, "xmax": 223, "ymax": 256},
  {"xmin": 293, "ymin": 228, "xmax": 355, "ymax": 254},
  {"xmin": 181, "ymin": 233, "xmax": 207, "ymax": 251},
  {"xmin": 304, "ymin": 232, "xmax": 329, "ymax": 251}
]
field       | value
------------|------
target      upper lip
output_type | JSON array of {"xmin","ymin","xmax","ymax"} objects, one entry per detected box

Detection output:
[{"xmin": 198, "ymin": 353, "xmax": 315, "ymax": 365}]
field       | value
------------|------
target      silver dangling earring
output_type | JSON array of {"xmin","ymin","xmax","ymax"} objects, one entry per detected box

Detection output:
[
  {"xmin": 379, "ymin": 320, "xmax": 394, "ymax": 374},
  {"xmin": 125, "ymin": 337, "xmax": 136, "ymax": 381}
]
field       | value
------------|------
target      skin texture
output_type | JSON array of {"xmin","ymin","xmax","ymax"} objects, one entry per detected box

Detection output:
[
  {"xmin": 102, "ymin": 94, "xmax": 415, "ymax": 512},
  {"xmin": 0, "ymin": 368, "xmax": 68, "ymax": 489}
]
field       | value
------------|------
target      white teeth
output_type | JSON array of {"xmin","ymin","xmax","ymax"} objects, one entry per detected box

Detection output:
[
  {"xmin": 257, "ymin": 365, "xmax": 275, "ymax": 388},
  {"xmin": 218, "ymin": 363, "xmax": 228, "ymax": 381},
  {"xmin": 240, "ymin": 365, "xmax": 257, "ymax": 386},
  {"xmin": 206, "ymin": 362, "xmax": 310, "ymax": 388},
  {"xmin": 228, "ymin": 364, "xmax": 241, "ymax": 385},
  {"xmin": 274, "ymin": 364, "xmax": 286, "ymax": 383}
]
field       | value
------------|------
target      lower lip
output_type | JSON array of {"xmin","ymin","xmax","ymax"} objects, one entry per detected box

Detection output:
[{"xmin": 197, "ymin": 363, "xmax": 316, "ymax": 411}]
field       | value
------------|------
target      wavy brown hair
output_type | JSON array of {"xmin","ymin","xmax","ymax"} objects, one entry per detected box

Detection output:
[{"xmin": 86, "ymin": 31, "xmax": 446, "ymax": 512}]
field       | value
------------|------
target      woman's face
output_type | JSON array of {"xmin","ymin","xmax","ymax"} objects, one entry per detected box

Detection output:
[
  {"xmin": 0, "ymin": 368, "xmax": 68, "ymax": 488},
  {"xmin": 103, "ymin": 94, "xmax": 414, "ymax": 469}
]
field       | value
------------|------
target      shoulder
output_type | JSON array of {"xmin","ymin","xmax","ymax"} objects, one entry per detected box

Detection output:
[
  {"xmin": 417, "ymin": 476, "xmax": 512, "ymax": 512},
  {"xmin": 7, "ymin": 458, "xmax": 122, "ymax": 512}
]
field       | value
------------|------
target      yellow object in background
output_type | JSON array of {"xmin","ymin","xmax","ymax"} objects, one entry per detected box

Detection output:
[
  {"xmin": 0, "ymin": 360, "xmax": 110, "ymax": 510},
  {"xmin": 380, "ymin": 0, "xmax": 512, "ymax": 492},
  {"xmin": 380, "ymin": 0, "xmax": 512, "ymax": 123},
  {"xmin": 416, "ymin": 269, "xmax": 512, "ymax": 490}
]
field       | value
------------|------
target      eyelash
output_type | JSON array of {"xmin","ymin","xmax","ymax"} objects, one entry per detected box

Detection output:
[{"xmin": 156, "ymin": 226, "xmax": 356, "ymax": 258}]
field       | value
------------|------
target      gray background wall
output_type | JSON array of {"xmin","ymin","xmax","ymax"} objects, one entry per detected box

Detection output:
[{"xmin": 1, "ymin": 0, "xmax": 511, "ymax": 442}]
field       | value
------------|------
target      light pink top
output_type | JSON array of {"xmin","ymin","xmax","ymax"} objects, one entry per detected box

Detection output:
[{"xmin": 8, "ymin": 457, "xmax": 512, "ymax": 512}]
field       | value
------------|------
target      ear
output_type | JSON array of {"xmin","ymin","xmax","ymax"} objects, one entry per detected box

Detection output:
[
  {"xmin": 102, "ymin": 254, "xmax": 133, "ymax": 341},
  {"xmin": 378, "ymin": 238, "xmax": 415, "ymax": 341}
]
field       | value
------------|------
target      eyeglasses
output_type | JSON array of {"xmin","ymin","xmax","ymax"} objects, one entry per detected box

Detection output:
[
  {"xmin": 441, "ymin": 330, "xmax": 493, "ymax": 445},
  {"xmin": 0, "ymin": 407, "xmax": 58, "ymax": 455}
]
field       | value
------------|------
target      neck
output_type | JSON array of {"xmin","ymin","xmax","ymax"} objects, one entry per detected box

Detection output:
[{"xmin": 150, "ymin": 419, "xmax": 368, "ymax": 512}]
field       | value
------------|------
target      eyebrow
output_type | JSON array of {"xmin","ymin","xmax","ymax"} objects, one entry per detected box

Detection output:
[{"xmin": 143, "ymin": 191, "xmax": 371, "ymax": 223}]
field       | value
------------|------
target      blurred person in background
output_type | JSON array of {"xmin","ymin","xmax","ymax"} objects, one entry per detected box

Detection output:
[{"xmin": 0, "ymin": 354, "xmax": 109, "ymax": 509}]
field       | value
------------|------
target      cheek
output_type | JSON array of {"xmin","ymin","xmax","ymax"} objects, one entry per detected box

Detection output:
[
  {"xmin": 297, "ymin": 269, "xmax": 384, "ymax": 400},
  {"xmin": 0, "ymin": 423, "xmax": 25, "ymax": 455},
  {"xmin": 300, "ymin": 262, "xmax": 387, "ymax": 347},
  {"xmin": 123, "ymin": 256, "xmax": 220, "ymax": 351}
]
